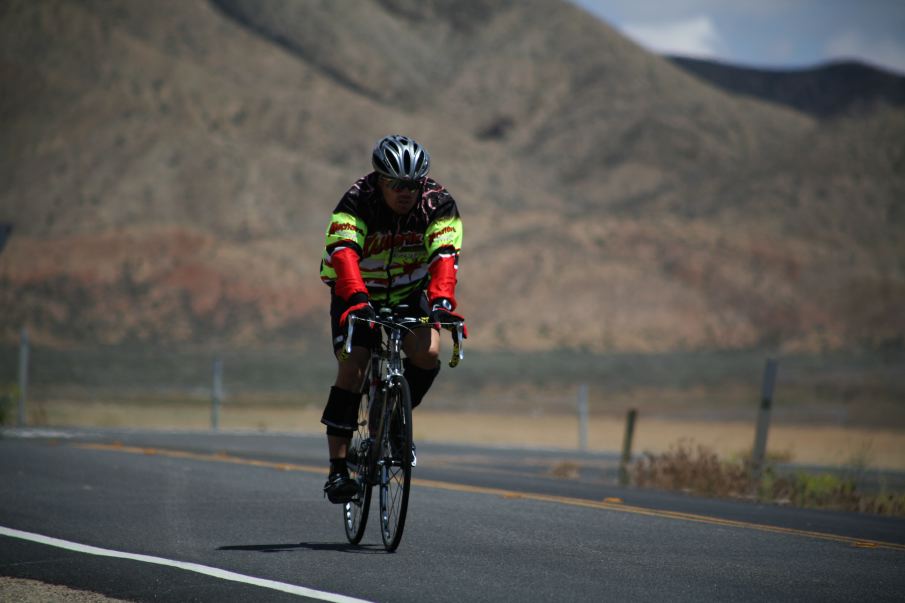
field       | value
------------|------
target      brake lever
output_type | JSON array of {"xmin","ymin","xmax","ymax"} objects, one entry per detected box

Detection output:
[
  {"xmin": 449, "ymin": 322, "xmax": 465, "ymax": 368},
  {"xmin": 343, "ymin": 317, "xmax": 355, "ymax": 357}
]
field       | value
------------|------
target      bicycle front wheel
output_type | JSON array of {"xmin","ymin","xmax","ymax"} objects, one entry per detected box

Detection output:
[
  {"xmin": 343, "ymin": 387, "xmax": 372, "ymax": 544},
  {"xmin": 378, "ymin": 375, "xmax": 413, "ymax": 552}
]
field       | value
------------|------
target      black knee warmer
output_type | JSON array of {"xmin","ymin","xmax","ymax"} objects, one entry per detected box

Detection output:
[
  {"xmin": 404, "ymin": 358, "xmax": 440, "ymax": 409},
  {"xmin": 321, "ymin": 386, "xmax": 360, "ymax": 438}
]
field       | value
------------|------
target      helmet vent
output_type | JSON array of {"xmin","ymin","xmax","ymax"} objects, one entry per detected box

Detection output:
[
  {"xmin": 402, "ymin": 150, "xmax": 413, "ymax": 173},
  {"xmin": 384, "ymin": 150, "xmax": 400, "ymax": 173}
]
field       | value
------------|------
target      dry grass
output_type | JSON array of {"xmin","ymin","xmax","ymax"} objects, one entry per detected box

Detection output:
[
  {"xmin": 548, "ymin": 461, "xmax": 582, "ymax": 479},
  {"xmin": 13, "ymin": 399, "xmax": 905, "ymax": 471},
  {"xmin": 633, "ymin": 439, "xmax": 905, "ymax": 516},
  {"xmin": 633, "ymin": 439, "xmax": 751, "ymax": 497},
  {"xmin": 416, "ymin": 411, "xmax": 905, "ymax": 472}
]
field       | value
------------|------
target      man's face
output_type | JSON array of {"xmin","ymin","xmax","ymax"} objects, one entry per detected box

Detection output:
[{"xmin": 379, "ymin": 176, "xmax": 422, "ymax": 215}]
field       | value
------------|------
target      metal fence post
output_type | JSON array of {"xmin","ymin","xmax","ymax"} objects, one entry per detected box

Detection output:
[
  {"xmin": 577, "ymin": 383, "xmax": 589, "ymax": 452},
  {"xmin": 211, "ymin": 357, "xmax": 223, "ymax": 430},
  {"xmin": 751, "ymin": 358, "xmax": 779, "ymax": 485},
  {"xmin": 18, "ymin": 327, "xmax": 29, "ymax": 427},
  {"xmin": 618, "ymin": 409, "xmax": 637, "ymax": 486}
]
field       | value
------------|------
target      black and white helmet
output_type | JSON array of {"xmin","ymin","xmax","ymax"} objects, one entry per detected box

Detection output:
[{"xmin": 371, "ymin": 135, "xmax": 430, "ymax": 180}]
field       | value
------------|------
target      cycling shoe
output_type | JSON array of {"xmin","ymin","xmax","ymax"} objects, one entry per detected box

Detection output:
[{"xmin": 323, "ymin": 472, "xmax": 357, "ymax": 504}]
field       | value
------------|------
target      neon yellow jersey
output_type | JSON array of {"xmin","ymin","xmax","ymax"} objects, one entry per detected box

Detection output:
[{"xmin": 320, "ymin": 173, "xmax": 463, "ymax": 307}]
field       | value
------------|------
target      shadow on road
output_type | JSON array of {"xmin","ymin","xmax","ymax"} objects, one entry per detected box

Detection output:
[{"xmin": 218, "ymin": 542, "xmax": 384, "ymax": 554}]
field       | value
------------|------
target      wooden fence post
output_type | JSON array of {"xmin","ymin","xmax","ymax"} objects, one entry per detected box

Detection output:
[
  {"xmin": 211, "ymin": 357, "xmax": 223, "ymax": 430},
  {"xmin": 751, "ymin": 358, "xmax": 779, "ymax": 486},
  {"xmin": 577, "ymin": 384, "xmax": 589, "ymax": 452},
  {"xmin": 18, "ymin": 327, "xmax": 29, "ymax": 427},
  {"xmin": 619, "ymin": 409, "xmax": 637, "ymax": 486}
]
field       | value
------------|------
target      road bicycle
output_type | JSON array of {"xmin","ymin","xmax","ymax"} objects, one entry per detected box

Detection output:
[{"xmin": 341, "ymin": 304, "xmax": 465, "ymax": 552}]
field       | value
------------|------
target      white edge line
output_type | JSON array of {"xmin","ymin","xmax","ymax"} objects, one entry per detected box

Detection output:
[{"xmin": 0, "ymin": 526, "xmax": 372, "ymax": 603}]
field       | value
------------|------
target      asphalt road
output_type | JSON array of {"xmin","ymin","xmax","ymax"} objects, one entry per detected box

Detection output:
[{"xmin": 1, "ymin": 428, "xmax": 903, "ymax": 602}]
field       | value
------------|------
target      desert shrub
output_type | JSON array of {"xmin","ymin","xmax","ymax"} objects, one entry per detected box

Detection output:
[
  {"xmin": 0, "ymin": 383, "xmax": 17, "ymax": 425},
  {"xmin": 633, "ymin": 439, "xmax": 905, "ymax": 516},
  {"xmin": 633, "ymin": 439, "xmax": 752, "ymax": 498},
  {"xmin": 858, "ymin": 493, "xmax": 905, "ymax": 515}
]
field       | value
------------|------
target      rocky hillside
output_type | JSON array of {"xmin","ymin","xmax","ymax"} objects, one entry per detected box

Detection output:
[{"xmin": 1, "ymin": 0, "xmax": 902, "ymax": 353}]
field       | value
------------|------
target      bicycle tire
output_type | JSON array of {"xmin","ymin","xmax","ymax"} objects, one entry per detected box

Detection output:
[
  {"xmin": 343, "ymin": 387, "xmax": 373, "ymax": 544},
  {"xmin": 378, "ymin": 375, "xmax": 413, "ymax": 552}
]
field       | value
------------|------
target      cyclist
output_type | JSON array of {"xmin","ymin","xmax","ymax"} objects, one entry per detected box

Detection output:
[{"xmin": 319, "ymin": 134, "xmax": 465, "ymax": 503}]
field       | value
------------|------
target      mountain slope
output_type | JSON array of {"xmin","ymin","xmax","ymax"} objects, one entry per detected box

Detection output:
[
  {"xmin": 1, "ymin": 0, "xmax": 902, "ymax": 353},
  {"xmin": 669, "ymin": 57, "xmax": 905, "ymax": 119}
]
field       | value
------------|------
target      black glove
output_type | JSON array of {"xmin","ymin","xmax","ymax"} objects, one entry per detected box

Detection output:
[
  {"xmin": 430, "ymin": 298, "xmax": 467, "ymax": 335},
  {"xmin": 340, "ymin": 300, "xmax": 376, "ymax": 327}
]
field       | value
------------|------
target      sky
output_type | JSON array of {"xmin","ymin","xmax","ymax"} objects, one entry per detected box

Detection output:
[{"xmin": 569, "ymin": 0, "xmax": 905, "ymax": 75}]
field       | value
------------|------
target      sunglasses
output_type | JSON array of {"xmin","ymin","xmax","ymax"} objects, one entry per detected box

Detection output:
[{"xmin": 380, "ymin": 176, "xmax": 422, "ymax": 192}]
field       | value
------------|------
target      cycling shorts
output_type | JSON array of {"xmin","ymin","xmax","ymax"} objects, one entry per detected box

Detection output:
[{"xmin": 330, "ymin": 289, "xmax": 434, "ymax": 354}]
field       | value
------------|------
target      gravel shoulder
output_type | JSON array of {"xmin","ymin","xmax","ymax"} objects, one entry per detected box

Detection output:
[{"xmin": 0, "ymin": 577, "xmax": 131, "ymax": 603}]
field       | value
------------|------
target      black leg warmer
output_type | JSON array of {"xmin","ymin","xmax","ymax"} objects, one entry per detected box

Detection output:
[
  {"xmin": 321, "ymin": 386, "xmax": 360, "ymax": 439},
  {"xmin": 404, "ymin": 358, "xmax": 440, "ymax": 409}
]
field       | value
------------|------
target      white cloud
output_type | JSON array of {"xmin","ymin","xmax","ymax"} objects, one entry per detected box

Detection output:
[
  {"xmin": 825, "ymin": 31, "xmax": 905, "ymax": 75},
  {"xmin": 572, "ymin": 1, "xmax": 905, "ymax": 72},
  {"xmin": 621, "ymin": 16, "xmax": 727, "ymax": 60}
]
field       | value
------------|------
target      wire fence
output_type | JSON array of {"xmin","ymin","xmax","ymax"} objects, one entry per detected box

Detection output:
[{"xmin": 2, "ymin": 337, "xmax": 903, "ymax": 423}]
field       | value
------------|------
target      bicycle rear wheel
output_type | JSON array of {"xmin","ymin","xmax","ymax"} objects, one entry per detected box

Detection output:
[
  {"xmin": 343, "ymin": 387, "xmax": 373, "ymax": 544},
  {"xmin": 378, "ymin": 376, "xmax": 413, "ymax": 552}
]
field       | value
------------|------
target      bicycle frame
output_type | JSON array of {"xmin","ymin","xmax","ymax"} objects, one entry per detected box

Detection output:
[{"xmin": 345, "ymin": 307, "xmax": 431, "ymax": 484}]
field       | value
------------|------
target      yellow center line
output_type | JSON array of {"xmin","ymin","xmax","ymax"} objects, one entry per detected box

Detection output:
[
  {"xmin": 75, "ymin": 443, "xmax": 905, "ymax": 552},
  {"xmin": 76, "ymin": 443, "xmax": 326, "ymax": 474}
]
